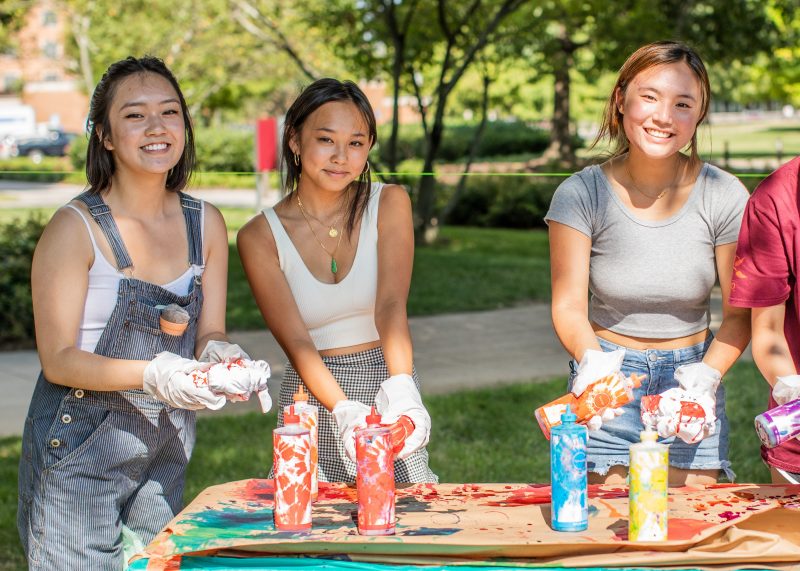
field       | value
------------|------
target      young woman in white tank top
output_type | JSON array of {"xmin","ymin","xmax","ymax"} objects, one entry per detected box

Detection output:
[{"xmin": 238, "ymin": 79, "xmax": 436, "ymax": 483}]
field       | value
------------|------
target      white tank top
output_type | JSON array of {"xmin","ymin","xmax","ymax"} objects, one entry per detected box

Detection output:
[
  {"xmin": 263, "ymin": 184, "xmax": 382, "ymax": 350},
  {"xmin": 65, "ymin": 204, "xmax": 201, "ymax": 353}
]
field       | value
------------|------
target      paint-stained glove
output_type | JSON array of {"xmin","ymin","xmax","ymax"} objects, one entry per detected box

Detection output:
[
  {"xmin": 206, "ymin": 359, "xmax": 272, "ymax": 413},
  {"xmin": 773, "ymin": 375, "xmax": 800, "ymax": 406},
  {"xmin": 143, "ymin": 352, "xmax": 225, "ymax": 410},
  {"xmin": 332, "ymin": 399, "xmax": 371, "ymax": 463},
  {"xmin": 375, "ymin": 374, "xmax": 431, "ymax": 459},
  {"xmin": 198, "ymin": 340, "xmax": 250, "ymax": 363},
  {"xmin": 572, "ymin": 349, "xmax": 627, "ymax": 431}
]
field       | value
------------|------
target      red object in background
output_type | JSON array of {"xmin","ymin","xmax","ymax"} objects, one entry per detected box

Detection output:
[{"xmin": 255, "ymin": 117, "xmax": 278, "ymax": 172}]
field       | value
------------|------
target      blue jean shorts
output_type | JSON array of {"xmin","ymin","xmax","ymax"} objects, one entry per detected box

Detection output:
[{"xmin": 568, "ymin": 335, "xmax": 734, "ymax": 481}]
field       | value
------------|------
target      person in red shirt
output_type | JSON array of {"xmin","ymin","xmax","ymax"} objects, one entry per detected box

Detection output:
[{"xmin": 730, "ymin": 156, "xmax": 800, "ymax": 483}]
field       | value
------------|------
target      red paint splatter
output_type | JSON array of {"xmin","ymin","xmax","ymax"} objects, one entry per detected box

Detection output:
[
  {"xmin": 482, "ymin": 485, "xmax": 552, "ymax": 507},
  {"xmin": 667, "ymin": 518, "xmax": 716, "ymax": 541},
  {"xmin": 718, "ymin": 511, "xmax": 741, "ymax": 521}
]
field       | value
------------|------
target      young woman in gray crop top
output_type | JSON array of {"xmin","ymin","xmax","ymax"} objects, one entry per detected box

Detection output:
[
  {"xmin": 545, "ymin": 42, "xmax": 750, "ymax": 486},
  {"xmin": 238, "ymin": 79, "xmax": 436, "ymax": 483}
]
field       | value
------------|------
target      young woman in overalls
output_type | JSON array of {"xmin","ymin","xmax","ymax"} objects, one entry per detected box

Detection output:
[
  {"xmin": 17, "ymin": 56, "xmax": 254, "ymax": 570},
  {"xmin": 238, "ymin": 79, "xmax": 436, "ymax": 483}
]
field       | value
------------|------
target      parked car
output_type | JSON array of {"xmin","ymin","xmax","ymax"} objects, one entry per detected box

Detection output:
[{"xmin": 9, "ymin": 130, "xmax": 76, "ymax": 163}]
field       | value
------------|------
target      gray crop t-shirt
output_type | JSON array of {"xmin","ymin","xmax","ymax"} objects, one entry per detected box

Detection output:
[{"xmin": 545, "ymin": 163, "xmax": 749, "ymax": 338}]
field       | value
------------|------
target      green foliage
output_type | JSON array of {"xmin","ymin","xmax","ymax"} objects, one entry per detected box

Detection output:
[
  {"xmin": 445, "ymin": 175, "xmax": 563, "ymax": 229},
  {"xmin": 194, "ymin": 128, "xmax": 253, "ymax": 173},
  {"xmin": 378, "ymin": 122, "xmax": 556, "ymax": 164},
  {"xmin": 68, "ymin": 134, "xmax": 89, "ymax": 171},
  {"xmin": 0, "ymin": 158, "xmax": 70, "ymax": 183},
  {"xmin": 0, "ymin": 215, "xmax": 44, "ymax": 348}
]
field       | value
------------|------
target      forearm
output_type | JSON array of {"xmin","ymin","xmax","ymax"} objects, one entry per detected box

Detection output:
[
  {"xmin": 702, "ymin": 310, "xmax": 751, "ymax": 376},
  {"xmin": 752, "ymin": 328, "xmax": 796, "ymax": 387},
  {"xmin": 552, "ymin": 305, "xmax": 601, "ymax": 361},
  {"xmin": 41, "ymin": 347, "xmax": 148, "ymax": 391},
  {"xmin": 194, "ymin": 330, "xmax": 228, "ymax": 359},
  {"xmin": 286, "ymin": 341, "xmax": 347, "ymax": 411},
  {"xmin": 375, "ymin": 301, "xmax": 413, "ymax": 376}
]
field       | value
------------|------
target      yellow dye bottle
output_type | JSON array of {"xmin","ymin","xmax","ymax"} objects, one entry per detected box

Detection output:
[{"xmin": 629, "ymin": 430, "xmax": 668, "ymax": 541}]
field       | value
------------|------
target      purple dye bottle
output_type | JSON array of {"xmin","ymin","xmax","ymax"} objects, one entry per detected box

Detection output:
[{"xmin": 755, "ymin": 398, "xmax": 800, "ymax": 449}]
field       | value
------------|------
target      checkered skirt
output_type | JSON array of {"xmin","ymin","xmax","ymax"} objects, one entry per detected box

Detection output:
[{"xmin": 272, "ymin": 347, "xmax": 438, "ymax": 484}]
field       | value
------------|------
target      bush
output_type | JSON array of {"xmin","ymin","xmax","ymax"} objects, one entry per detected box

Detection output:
[
  {"xmin": 69, "ymin": 133, "xmax": 89, "ymax": 171},
  {"xmin": 0, "ymin": 216, "xmax": 46, "ymax": 348},
  {"xmin": 377, "ymin": 121, "xmax": 571, "ymax": 164},
  {"xmin": 0, "ymin": 157, "xmax": 70, "ymax": 183},
  {"xmin": 194, "ymin": 128, "xmax": 253, "ymax": 173},
  {"xmin": 445, "ymin": 175, "xmax": 563, "ymax": 229}
]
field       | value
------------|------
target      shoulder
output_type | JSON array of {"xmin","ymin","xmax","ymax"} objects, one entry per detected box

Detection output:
[
  {"xmin": 558, "ymin": 165, "xmax": 599, "ymax": 192},
  {"xmin": 700, "ymin": 163, "xmax": 748, "ymax": 196},
  {"xmin": 377, "ymin": 183, "xmax": 411, "ymax": 210},
  {"xmin": 237, "ymin": 208, "xmax": 277, "ymax": 252},
  {"xmin": 34, "ymin": 203, "xmax": 93, "ymax": 266},
  {"xmin": 749, "ymin": 157, "xmax": 800, "ymax": 207}
]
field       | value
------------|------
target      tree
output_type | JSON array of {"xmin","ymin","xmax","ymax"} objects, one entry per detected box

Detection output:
[{"xmin": 0, "ymin": 1, "xmax": 33, "ymax": 56}]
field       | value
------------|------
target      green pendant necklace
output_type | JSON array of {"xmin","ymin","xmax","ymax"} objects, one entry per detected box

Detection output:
[{"xmin": 296, "ymin": 192, "xmax": 345, "ymax": 277}]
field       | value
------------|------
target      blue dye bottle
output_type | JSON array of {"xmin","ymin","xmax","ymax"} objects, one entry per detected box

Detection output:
[{"xmin": 550, "ymin": 404, "xmax": 588, "ymax": 531}]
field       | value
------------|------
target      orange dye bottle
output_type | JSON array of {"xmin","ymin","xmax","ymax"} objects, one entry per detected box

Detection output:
[
  {"xmin": 355, "ymin": 407, "xmax": 395, "ymax": 535},
  {"xmin": 284, "ymin": 386, "xmax": 319, "ymax": 499},
  {"xmin": 272, "ymin": 406, "xmax": 312, "ymax": 531},
  {"xmin": 535, "ymin": 373, "xmax": 644, "ymax": 439}
]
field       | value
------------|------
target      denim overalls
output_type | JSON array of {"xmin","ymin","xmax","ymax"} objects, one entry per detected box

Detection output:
[{"xmin": 18, "ymin": 191, "xmax": 205, "ymax": 570}]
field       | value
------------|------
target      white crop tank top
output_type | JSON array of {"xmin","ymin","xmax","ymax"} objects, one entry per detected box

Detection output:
[
  {"xmin": 263, "ymin": 184, "xmax": 383, "ymax": 350},
  {"xmin": 65, "ymin": 203, "xmax": 203, "ymax": 353}
]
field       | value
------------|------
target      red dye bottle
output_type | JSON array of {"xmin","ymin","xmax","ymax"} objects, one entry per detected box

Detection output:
[
  {"xmin": 355, "ymin": 407, "xmax": 395, "ymax": 535},
  {"xmin": 273, "ymin": 406, "xmax": 312, "ymax": 531}
]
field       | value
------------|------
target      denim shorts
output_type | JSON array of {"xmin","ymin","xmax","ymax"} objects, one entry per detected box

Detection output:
[{"xmin": 568, "ymin": 334, "xmax": 734, "ymax": 481}]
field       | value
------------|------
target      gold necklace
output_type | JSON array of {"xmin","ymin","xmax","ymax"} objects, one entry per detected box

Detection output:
[
  {"xmin": 296, "ymin": 193, "xmax": 345, "ymax": 276},
  {"xmin": 624, "ymin": 157, "xmax": 683, "ymax": 200},
  {"xmin": 296, "ymin": 193, "xmax": 343, "ymax": 238}
]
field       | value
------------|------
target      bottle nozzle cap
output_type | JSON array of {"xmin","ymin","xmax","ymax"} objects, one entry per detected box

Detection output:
[
  {"xmin": 284, "ymin": 405, "xmax": 300, "ymax": 425},
  {"xmin": 640, "ymin": 429, "xmax": 658, "ymax": 442},
  {"xmin": 293, "ymin": 385, "xmax": 309, "ymax": 402},
  {"xmin": 366, "ymin": 405, "xmax": 382, "ymax": 427},
  {"xmin": 561, "ymin": 404, "xmax": 577, "ymax": 424},
  {"xmin": 629, "ymin": 373, "xmax": 645, "ymax": 389}
]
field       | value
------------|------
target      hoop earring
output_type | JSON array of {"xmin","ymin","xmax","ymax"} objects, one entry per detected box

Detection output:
[
  {"xmin": 293, "ymin": 153, "xmax": 300, "ymax": 166},
  {"xmin": 362, "ymin": 160, "xmax": 370, "ymax": 174}
]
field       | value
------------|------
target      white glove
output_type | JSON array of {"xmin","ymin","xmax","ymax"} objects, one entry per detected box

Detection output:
[
  {"xmin": 642, "ymin": 387, "xmax": 716, "ymax": 444},
  {"xmin": 773, "ymin": 375, "xmax": 800, "ymax": 406},
  {"xmin": 375, "ymin": 374, "xmax": 431, "ymax": 459},
  {"xmin": 332, "ymin": 400, "xmax": 371, "ymax": 463},
  {"xmin": 586, "ymin": 406, "xmax": 625, "ymax": 432},
  {"xmin": 198, "ymin": 340, "xmax": 250, "ymax": 363},
  {"xmin": 143, "ymin": 352, "xmax": 225, "ymax": 410},
  {"xmin": 206, "ymin": 359, "xmax": 272, "ymax": 412},
  {"xmin": 675, "ymin": 362, "xmax": 721, "ymax": 396},
  {"xmin": 571, "ymin": 349, "xmax": 625, "ymax": 397}
]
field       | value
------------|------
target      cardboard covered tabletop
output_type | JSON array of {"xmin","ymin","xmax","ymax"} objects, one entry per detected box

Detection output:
[{"xmin": 135, "ymin": 480, "xmax": 800, "ymax": 570}]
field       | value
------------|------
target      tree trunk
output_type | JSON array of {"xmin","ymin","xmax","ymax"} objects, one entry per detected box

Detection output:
[
  {"xmin": 414, "ymin": 119, "xmax": 444, "ymax": 244},
  {"xmin": 442, "ymin": 72, "xmax": 491, "ymax": 224},
  {"xmin": 541, "ymin": 33, "xmax": 576, "ymax": 166}
]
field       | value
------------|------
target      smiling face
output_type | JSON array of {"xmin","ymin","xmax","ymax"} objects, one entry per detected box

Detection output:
[
  {"xmin": 616, "ymin": 62, "xmax": 703, "ymax": 160},
  {"xmin": 102, "ymin": 72, "xmax": 185, "ymax": 179},
  {"xmin": 289, "ymin": 100, "xmax": 372, "ymax": 194}
]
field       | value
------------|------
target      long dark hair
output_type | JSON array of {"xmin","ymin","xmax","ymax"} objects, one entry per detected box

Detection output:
[
  {"xmin": 592, "ymin": 41, "xmax": 710, "ymax": 164},
  {"xmin": 282, "ymin": 78, "xmax": 377, "ymax": 237},
  {"xmin": 85, "ymin": 56, "xmax": 195, "ymax": 193}
]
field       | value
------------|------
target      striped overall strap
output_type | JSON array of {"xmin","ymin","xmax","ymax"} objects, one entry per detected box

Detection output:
[
  {"xmin": 75, "ymin": 191, "xmax": 134, "ymax": 271},
  {"xmin": 178, "ymin": 192, "xmax": 203, "ymax": 267}
]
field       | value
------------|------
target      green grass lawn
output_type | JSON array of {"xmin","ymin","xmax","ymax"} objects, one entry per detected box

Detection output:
[{"xmin": 0, "ymin": 361, "xmax": 773, "ymax": 568}]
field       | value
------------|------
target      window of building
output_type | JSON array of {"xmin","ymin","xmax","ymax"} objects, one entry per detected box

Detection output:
[
  {"xmin": 42, "ymin": 11, "xmax": 58, "ymax": 26},
  {"xmin": 43, "ymin": 72, "xmax": 60, "ymax": 82},
  {"xmin": 42, "ymin": 42, "xmax": 58, "ymax": 59}
]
